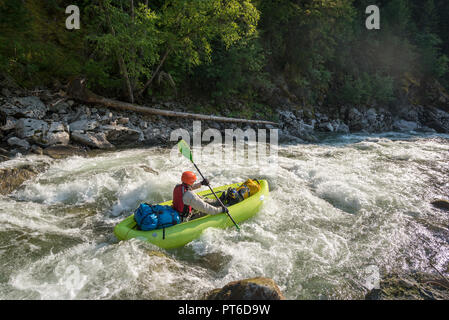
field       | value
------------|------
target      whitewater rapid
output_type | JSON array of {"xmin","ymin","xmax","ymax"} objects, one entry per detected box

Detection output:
[{"xmin": 0, "ymin": 132, "xmax": 448, "ymax": 299}]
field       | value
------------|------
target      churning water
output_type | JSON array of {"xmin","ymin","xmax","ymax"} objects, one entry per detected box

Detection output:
[{"xmin": 0, "ymin": 132, "xmax": 448, "ymax": 299}]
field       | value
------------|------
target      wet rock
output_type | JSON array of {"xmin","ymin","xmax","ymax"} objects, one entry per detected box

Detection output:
[
  {"xmin": 203, "ymin": 277, "xmax": 285, "ymax": 300},
  {"xmin": 365, "ymin": 273, "xmax": 449, "ymax": 300},
  {"xmin": 31, "ymin": 145, "xmax": 43, "ymax": 155},
  {"xmin": 0, "ymin": 162, "xmax": 49, "ymax": 195},
  {"xmin": 347, "ymin": 107, "xmax": 365, "ymax": 131},
  {"xmin": 43, "ymin": 145, "xmax": 87, "ymax": 159},
  {"xmin": 15, "ymin": 118, "xmax": 48, "ymax": 140},
  {"xmin": 431, "ymin": 200, "xmax": 449, "ymax": 211},
  {"xmin": 335, "ymin": 121, "xmax": 350, "ymax": 133},
  {"xmin": 393, "ymin": 119, "xmax": 419, "ymax": 132},
  {"xmin": 7, "ymin": 137, "xmax": 30, "ymax": 150},
  {"xmin": 139, "ymin": 165, "xmax": 159, "ymax": 174},
  {"xmin": 101, "ymin": 124, "xmax": 141, "ymax": 145},
  {"xmin": 422, "ymin": 106, "xmax": 449, "ymax": 133},
  {"xmin": 71, "ymin": 131, "xmax": 114, "ymax": 149}
]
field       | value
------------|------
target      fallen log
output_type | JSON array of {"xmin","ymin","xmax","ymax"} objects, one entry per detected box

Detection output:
[{"xmin": 67, "ymin": 78, "xmax": 279, "ymax": 126}]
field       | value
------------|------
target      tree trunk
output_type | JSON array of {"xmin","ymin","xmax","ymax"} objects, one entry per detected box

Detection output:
[
  {"xmin": 138, "ymin": 47, "xmax": 171, "ymax": 96},
  {"xmin": 68, "ymin": 78, "xmax": 278, "ymax": 126},
  {"xmin": 104, "ymin": 3, "xmax": 134, "ymax": 103}
]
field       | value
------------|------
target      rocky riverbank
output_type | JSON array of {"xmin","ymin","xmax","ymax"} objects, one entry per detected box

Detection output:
[{"xmin": 2, "ymin": 86, "xmax": 449, "ymax": 161}]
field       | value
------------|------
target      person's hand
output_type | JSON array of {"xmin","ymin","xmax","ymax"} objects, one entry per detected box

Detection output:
[{"xmin": 201, "ymin": 179, "xmax": 210, "ymax": 186}]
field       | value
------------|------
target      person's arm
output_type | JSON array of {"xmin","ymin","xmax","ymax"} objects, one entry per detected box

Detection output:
[
  {"xmin": 190, "ymin": 182, "xmax": 202, "ymax": 190},
  {"xmin": 183, "ymin": 190, "xmax": 223, "ymax": 215},
  {"xmin": 191, "ymin": 179, "xmax": 209, "ymax": 191}
]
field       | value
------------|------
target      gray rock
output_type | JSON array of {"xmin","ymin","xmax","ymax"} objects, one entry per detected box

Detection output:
[
  {"xmin": 101, "ymin": 125, "xmax": 141, "ymax": 145},
  {"xmin": 10, "ymin": 96, "xmax": 48, "ymax": 119},
  {"xmin": 16, "ymin": 118, "xmax": 49, "ymax": 140},
  {"xmin": 7, "ymin": 137, "xmax": 30, "ymax": 149},
  {"xmin": 68, "ymin": 119, "xmax": 99, "ymax": 132},
  {"xmin": 319, "ymin": 122, "xmax": 334, "ymax": 132},
  {"xmin": 393, "ymin": 119, "xmax": 419, "ymax": 132},
  {"xmin": 71, "ymin": 131, "xmax": 114, "ymax": 149},
  {"xmin": 422, "ymin": 106, "xmax": 449, "ymax": 133},
  {"xmin": 46, "ymin": 131, "xmax": 70, "ymax": 146},
  {"xmin": 335, "ymin": 122, "xmax": 350, "ymax": 133}
]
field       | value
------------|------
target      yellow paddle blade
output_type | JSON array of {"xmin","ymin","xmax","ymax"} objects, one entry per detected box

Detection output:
[{"xmin": 178, "ymin": 139, "xmax": 193, "ymax": 162}]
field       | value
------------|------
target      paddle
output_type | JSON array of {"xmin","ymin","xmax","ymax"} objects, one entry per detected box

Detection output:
[{"xmin": 177, "ymin": 139, "xmax": 240, "ymax": 231}]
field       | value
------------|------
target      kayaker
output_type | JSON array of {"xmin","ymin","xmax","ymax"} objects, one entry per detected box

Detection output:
[{"xmin": 172, "ymin": 171, "xmax": 228, "ymax": 221}]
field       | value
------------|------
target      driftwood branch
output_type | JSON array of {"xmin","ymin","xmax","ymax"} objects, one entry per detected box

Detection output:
[{"xmin": 67, "ymin": 78, "xmax": 278, "ymax": 126}]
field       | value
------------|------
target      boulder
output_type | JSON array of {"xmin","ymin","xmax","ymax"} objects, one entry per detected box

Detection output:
[
  {"xmin": 43, "ymin": 145, "xmax": 87, "ymax": 159},
  {"xmin": 71, "ymin": 131, "xmax": 114, "ymax": 149},
  {"xmin": 347, "ymin": 107, "xmax": 366, "ymax": 132},
  {"xmin": 204, "ymin": 277, "xmax": 285, "ymax": 300},
  {"xmin": 393, "ymin": 119, "xmax": 419, "ymax": 132},
  {"xmin": 101, "ymin": 124, "xmax": 141, "ymax": 145},
  {"xmin": 10, "ymin": 96, "xmax": 48, "ymax": 119},
  {"xmin": 15, "ymin": 118, "xmax": 49, "ymax": 141},
  {"xmin": 45, "ymin": 121, "xmax": 69, "ymax": 146},
  {"xmin": 335, "ymin": 122, "xmax": 350, "ymax": 133},
  {"xmin": 7, "ymin": 137, "xmax": 30, "ymax": 150},
  {"xmin": 68, "ymin": 119, "xmax": 99, "ymax": 132},
  {"xmin": 422, "ymin": 106, "xmax": 449, "ymax": 133},
  {"xmin": 46, "ymin": 131, "xmax": 70, "ymax": 146},
  {"xmin": 0, "ymin": 162, "xmax": 49, "ymax": 195}
]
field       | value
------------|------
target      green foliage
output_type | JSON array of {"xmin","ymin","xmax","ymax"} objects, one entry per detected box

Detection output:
[
  {"xmin": 0, "ymin": 0, "xmax": 448, "ymax": 114},
  {"xmin": 333, "ymin": 73, "xmax": 395, "ymax": 105}
]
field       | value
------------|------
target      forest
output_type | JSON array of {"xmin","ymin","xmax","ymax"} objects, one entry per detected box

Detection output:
[{"xmin": 1, "ymin": 0, "xmax": 448, "ymax": 119}]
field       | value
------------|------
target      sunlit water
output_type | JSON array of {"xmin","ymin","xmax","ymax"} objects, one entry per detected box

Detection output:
[{"xmin": 0, "ymin": 132, "xmax": 448, "ymax": 299}]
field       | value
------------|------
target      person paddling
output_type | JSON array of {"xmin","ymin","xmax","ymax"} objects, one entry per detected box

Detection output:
[{"xmin": 172, "ymin": 171, "xmax": 227, "ymax": 221}]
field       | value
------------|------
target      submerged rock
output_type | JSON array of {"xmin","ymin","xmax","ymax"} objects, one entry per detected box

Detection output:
[
  {"xmin": 365, "ymin": 273, "xmax": 449, "ymax": 300},
  {"xmin": 43, "ymin": 145, "xmax": 87, "ymax": 159},
  {"xmin": 203, "ymin": 277, "xmax": 285, "ymax": 300},
  {"xmin": 0, "ymin": 162, "xmax": 49, "ymax": 195},
  {"xmin": 431, "ymin": 199, "xmax": 449, "ymax": 211}
]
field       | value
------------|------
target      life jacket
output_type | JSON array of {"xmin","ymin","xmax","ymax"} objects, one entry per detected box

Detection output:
[{"xmin": 172, "ymin": 183, "xmax": 192, "ymax": 217}]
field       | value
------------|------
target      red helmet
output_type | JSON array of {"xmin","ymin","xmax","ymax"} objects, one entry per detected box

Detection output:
[{"xmin": 181, "ymin": 171, "xmax": 197, "ymax": 185}]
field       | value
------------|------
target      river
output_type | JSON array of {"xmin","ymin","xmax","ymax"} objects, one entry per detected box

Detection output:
[{"xmin": 0, "ymin": 132, "xmax": 448, "ymax": 299}]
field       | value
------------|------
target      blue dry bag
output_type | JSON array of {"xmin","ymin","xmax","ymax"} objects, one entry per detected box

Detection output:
[{"xmin": 134, "ymin": 203, "xmax": 181, "ymax": 231}]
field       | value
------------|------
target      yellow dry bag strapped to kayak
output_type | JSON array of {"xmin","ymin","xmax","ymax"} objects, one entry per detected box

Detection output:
[{"xmin": 236, "ymin": 179, "xmax": 261, "ymax": 199}]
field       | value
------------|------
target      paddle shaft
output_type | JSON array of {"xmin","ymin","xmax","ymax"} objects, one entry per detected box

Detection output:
[{"xmin": 192, "ymin": 162, "xmax": 240, "ymax": 230}]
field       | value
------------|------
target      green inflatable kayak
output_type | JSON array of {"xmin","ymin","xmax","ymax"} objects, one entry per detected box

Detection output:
[{"xmin": 114, "ymin": 179, "xmax": 269, "ymax": 249}]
